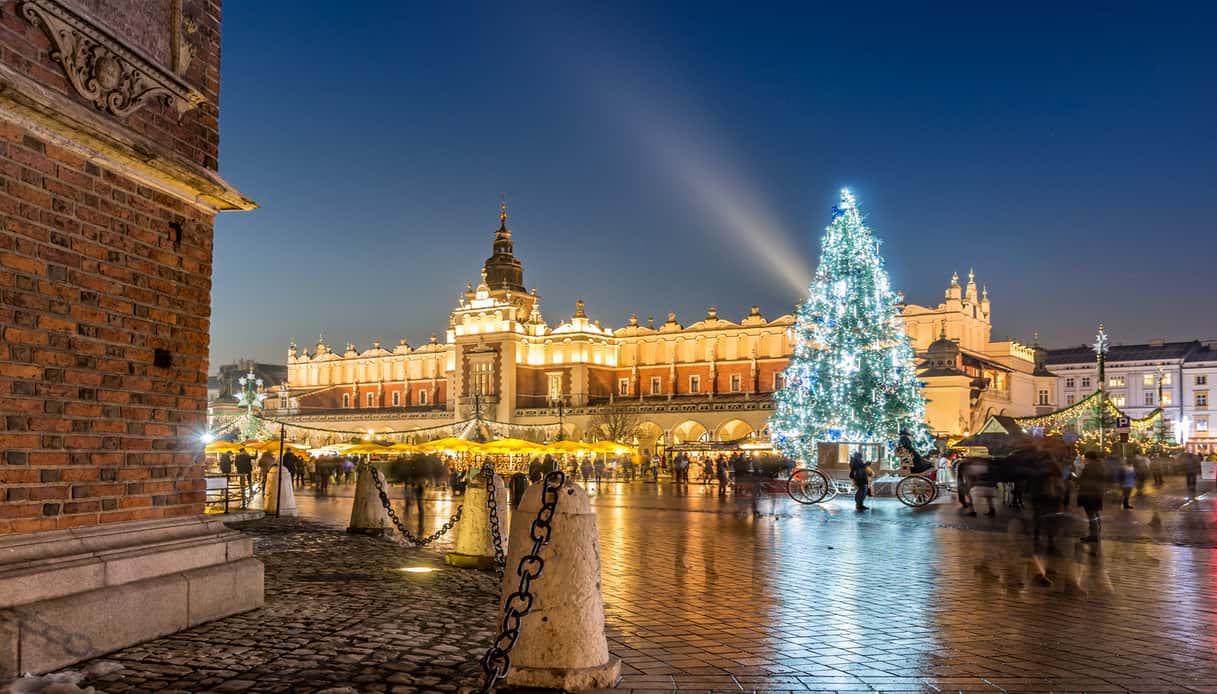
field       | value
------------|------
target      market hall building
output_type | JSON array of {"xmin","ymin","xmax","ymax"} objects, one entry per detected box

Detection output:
[{"xmin": 267, "ymin": 208, "xmax": 1057, "ymax": 449}]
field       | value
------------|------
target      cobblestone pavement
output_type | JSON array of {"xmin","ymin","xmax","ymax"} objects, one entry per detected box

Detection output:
[{"xmin": 57, "ymin": 477, "xmax": 1217, "ymax": 693}]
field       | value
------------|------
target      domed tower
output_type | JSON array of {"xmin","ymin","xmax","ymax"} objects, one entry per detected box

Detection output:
[
  {"xmin": 483, "ymin": 199, "xmax": 526, "ymax": 293},
  {"xmin": 925, "ymin": 322, "xmax": 962, "ymax": 372}
]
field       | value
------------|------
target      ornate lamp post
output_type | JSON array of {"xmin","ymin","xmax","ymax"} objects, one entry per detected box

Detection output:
[{"xmin": 1093, "ymin": 324, "xmax": 1109, "ymax": 450}]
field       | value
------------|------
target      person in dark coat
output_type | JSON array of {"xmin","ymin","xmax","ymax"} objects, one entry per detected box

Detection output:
[
  {"xmin": 218, "ymin": 452, "xmax": 233, "ymax": 476},
  {"xmin": 898, "ymin": 430, "xmax": 931, "ymax": 474},
  {"xmin": 234, "ymin": 448, "xmax": 253, "ymax": 492},
  {"xmin": 1076, "ymin": 451, "xmax": 1106, "ymax": 542},
  {"xmin": 527, "ymin": 457, "xmax": 544, "ymax": 484},
  {"xmin": 282, "ymin": 450, "xmax": 299, "ymax": 487},
  {"xmin": 1181, "ymin": 451, "xmax": 1202, "ymax": 498},
  {"xmin": 849, "ymin": 451, "xmax": 870, "ymax": 511},
  {"xmin": 509, "ymin": 472, "xmax": 529, "ymax": 507}
]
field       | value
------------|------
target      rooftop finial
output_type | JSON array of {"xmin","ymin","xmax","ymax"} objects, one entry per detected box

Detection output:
[
  {"xmin": 499, "ymin": 194, "xmax": 508, "ymax": 228},
  {"xmin": 939, "ymin": 321, "xmax": 947, "ymax": 340},
  {"xmin": 968, "ymin": 268, "xmax": 975, "ymax": 283},
  {"xmin": 950, "ymin": 270, "xmax": 959, "ymax": 286}
]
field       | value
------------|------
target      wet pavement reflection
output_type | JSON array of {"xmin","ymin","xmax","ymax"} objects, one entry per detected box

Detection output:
[{"xmin": 285, "ymin": 479, "xmax": 1217, "ymax": 692}]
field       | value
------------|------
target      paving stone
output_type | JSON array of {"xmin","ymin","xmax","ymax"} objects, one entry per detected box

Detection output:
[{"xmin": 26, "ymin": 481, "xmax": 1209, "ymax": 693}]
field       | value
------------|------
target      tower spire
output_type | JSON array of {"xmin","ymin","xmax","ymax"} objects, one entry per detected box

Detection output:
[{"xmin": 499, "ymin": 193, "xmax": 508, "ymax": 229}]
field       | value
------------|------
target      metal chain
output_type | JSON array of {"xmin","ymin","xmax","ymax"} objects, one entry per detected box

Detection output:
[
  {"xmin": 365, "ymin": 461, "xmax": 463, "ymax": 546},
  {"xmin": 476, "ymin": 469, "xmax": 566, "ymax": 693},
  {"xmin": 484, "ymin": 461, "xmax": 506, "ymax": 571}
]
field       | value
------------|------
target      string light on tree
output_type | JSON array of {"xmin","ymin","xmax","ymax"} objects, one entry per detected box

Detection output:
[{"xmin": 769, "ymin": 189, "xmax": 930, "ymax": 466}]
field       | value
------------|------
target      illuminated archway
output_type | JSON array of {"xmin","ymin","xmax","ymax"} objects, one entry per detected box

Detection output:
[
  {"xmin": 671, "ymin": 419, "xmax": 708, "ymax": 444},
  {"xmin": 714, "ymin": 418, "xmax": 753, "ymax": 442}
]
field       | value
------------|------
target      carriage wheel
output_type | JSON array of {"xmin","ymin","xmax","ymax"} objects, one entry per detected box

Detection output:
[
  {"xmin": 787, "ymin": 468, "xmax": 830, "ymax": 505},
  {"xmin": 896, "ymin": 475, "xmax": 937, "ymax": 507}
]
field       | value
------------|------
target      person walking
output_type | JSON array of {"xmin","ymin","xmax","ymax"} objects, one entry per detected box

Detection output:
[
  {"xmin": 1182, "ymin": 450, "xmax": 1201, "ymax": 498},
  {"xmin": 281, "ymin": 450, "xmax": 298, "ymax": 488},
  {"xmin": 954, "ymin": 458, "xmax": 972, "ymax": 511},
  {"xmin": 849, "ymin": 452, "xmax": 870, "ymax": 511},
  {"xmin": 1133, "ymin": 454, "xmax": 1150, "ymax": 497},
  {"xmin": 966, "ymin": 460, "xmax": 997, "ymax": 517},
  {"xmin": 1077, "ymin": 451, "xmax": 1106, "ymax": 542},
  {"xmin": 1120, "ymin": 460, "xmax": 1136, "ymax": 510},
  {"xmin": 257, "ymin": 451, "xmax": 274, "ymax": 485},
  {"xmin": 234, "ymin": 448, "xmax": 252, "ymax": 493},
  {"xmin": 218, "ymin": 451, "xmax": 233, "ymax": 476},
  {"xmin": 715, "ymin": 455, "xmax": 729, "ymax": 497}
]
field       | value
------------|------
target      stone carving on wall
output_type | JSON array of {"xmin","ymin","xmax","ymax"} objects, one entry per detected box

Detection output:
[{"xmin": 19, "ymin": 0, "xmax": 205, "ymax": 118}]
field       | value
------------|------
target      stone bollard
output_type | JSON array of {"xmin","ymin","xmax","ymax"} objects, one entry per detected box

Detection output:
[
  {"xmin": 445, "ymin": 470, "xmax": 507, "ymax": 570},
  {"xmin": 347, "ymin": 464, "xmax": 392, "ymax": 535},
  {"xmin": 263, "ymin": 464, "xmax": 297, "ymax": 517},
  {"xmin": 499, "ymin": 478, "xmax": 620, "ymax": 690}
]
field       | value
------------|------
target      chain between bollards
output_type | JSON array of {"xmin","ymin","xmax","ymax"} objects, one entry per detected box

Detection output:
[
  {"xmin": 365, "ymin": 461, "xmax": 463, "ymax": 546},
  {"xmin": 484, "ymin": 461, "xmax": 506, "ymax": 572},
  {"xmin": 476, "ymin": 469, "xmax": 566, "ymax": 693}
]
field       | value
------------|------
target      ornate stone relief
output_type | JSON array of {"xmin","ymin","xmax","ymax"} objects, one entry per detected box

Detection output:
[{"xmin": 19, "ymin": 0, "xmax": 205, "ymax": 118}]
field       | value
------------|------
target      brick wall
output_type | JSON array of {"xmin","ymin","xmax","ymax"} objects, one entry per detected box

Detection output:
[
  {"xmin": 0, "ymin": 126, "xmax": 215, "ymax": 534},
  {"xmin": 0, "ymin": 1, "xmax": 226, "ymax": 535}
]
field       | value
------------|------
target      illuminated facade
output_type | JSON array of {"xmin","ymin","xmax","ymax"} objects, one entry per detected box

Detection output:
[{"xmin": 269, "ymin": 207, "xmax": 1051, "ymax": 448}]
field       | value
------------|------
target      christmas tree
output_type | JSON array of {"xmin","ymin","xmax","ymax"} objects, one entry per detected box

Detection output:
[{"xmin": 770, "ymin": 189, "xmax": 929, "ymax": 466}]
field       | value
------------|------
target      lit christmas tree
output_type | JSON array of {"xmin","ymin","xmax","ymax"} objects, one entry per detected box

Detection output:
[{"xmin": 770, "ymin": 189, "xmax": 930, "ymax": 466}]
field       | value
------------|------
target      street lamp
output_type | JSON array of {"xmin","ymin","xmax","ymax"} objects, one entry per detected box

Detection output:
[{"xmin": 1092, "ymin": 324, "xmax": 1109, "ymax": 450}]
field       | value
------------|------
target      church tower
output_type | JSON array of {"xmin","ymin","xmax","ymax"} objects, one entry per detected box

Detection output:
[{"xmin": 483, "ymin": 199, "xmax": 526, "ymax": 293}]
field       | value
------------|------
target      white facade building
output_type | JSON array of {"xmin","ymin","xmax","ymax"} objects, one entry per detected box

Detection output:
[{"xmin": 1045, "ymin": 340, "xmax": 1217, "ymax": 452}]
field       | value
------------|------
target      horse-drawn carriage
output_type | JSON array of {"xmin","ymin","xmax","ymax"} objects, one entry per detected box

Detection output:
[{"xmin": 784, "ymin": 442, "xmax": 951, "ymax": 507}]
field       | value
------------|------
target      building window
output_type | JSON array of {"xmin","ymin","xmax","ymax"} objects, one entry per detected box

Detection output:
[
  {"xmin": 1081, "ymin": 377, "xmax": 1091, "ymax": 389},
  {"xmin": 1162, "ymin": 373, "xmax": 1172, "ymax": 385},
  {"xmin": 1197, "ymin": 417, "xmax": 1210, "ymax": 432},
  {"xmin": 419, "ymin": 390, "xmax": 428, "ymax": 405},
  {"xmin": 1109, "ymin": 376, "xmax": 1125, "ymax": 388},
  {"xmin": 730, "ymin": 374, "xmax": 742, "ymax": 392},
  {"xmin": 546, "ymin": 373, "xmax": 562, "ymax": 402},
  {"xmin": 1066, "ymin": 394, "xmax": 1075, "ymax": 405},
  {"xmin": 1143, "ymin": 392, "xmax": 1154, "ymax": 406},
  {"xmin": 473, "ymin": 360, "xmax": 494, "ymax": 396},
  {"xmin": 1196, "ymin": 375, "xmax": 1208, "ymax": 386},
  {"xmin": 343, "ymin": 393, "xmax": 350, "ymax": 408},
  {"xmin": 1065, "ymin": 377, "xmax": 1075, "ymax": 389},
  {"xmin": 1143, "ymin": 374, "xmax": 1155, "ymax": 387},
  {"xmin": 650, "ymin": 376, "xmax": 661, "ymax": 395},
  {"xmin": 618, "ymin": 378, "xmax": 629, "ymax": 396},
  {"xmin": 689, "ymin": 375, "xmax": 701, "ymax": 393},
  {"xmin": 367, "ymin": 392, "xmax": 375, "ymax": 407},
  {"xmin": 1161, "ymin": 391, "xmax": 1172, "ymax": 406},
  {"xmin": 1197, "ymin": 392, "xmax": 1209, "ymax": 408},
  {"xmin": 1037, "ymin": 389, "xmax": 1049, "ymax": 406},
  {"xmin": 773, "ymin": 373, "xmax": 785, "ymax": 390},
  {"xmin": 1111, "ymin": 395, "xmax": 1126, "ymax": 408},
  {"xmin": 392, "ymin": 391, "xmax": 400, "ymax": 406}
]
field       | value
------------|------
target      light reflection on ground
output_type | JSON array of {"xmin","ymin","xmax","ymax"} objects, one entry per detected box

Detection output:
[{"xmin": 277, "ymin": 480, "xmax": 1215, "ymax": 691}]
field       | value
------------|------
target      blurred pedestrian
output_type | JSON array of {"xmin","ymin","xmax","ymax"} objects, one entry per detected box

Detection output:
[
  {"xmin": 509, "ymin": 472, "xmax": 528, "ymax": 506},
  {"xmin": 715, "ymin": 455, "xmax": 729, "ymax": 497},
  {"xmin": 219, "ymin": 451, "xmax": 233, "ymax": 476},
  {"xmin": 1077, "ymin": 451, "xmax": 1106, "ymax": 542},
  {"xmin": 258, "ymin": 450, "xmax": 274, "ymax": 484},
  {"xmin": 849, "ymin": 451, "xmax": 870, "ymax": 511},
  {"xmin": 967, "ymin": 460, "xmax": 997, "ymax": 517},
  {"xmin": 235, "ymin": 448, "xmax": 252, "ymax": 492},
  {"xmin": 1133, "ymin": 454, "xmax": 1150, "ymax": 496},
  {"xmin": 528, "ymin": 457, "xmax": 543, "ymax": 484},
  {"xmin": 955, "ymin": 458, "xmax": 972, "ymax": 511},
  {"xmin": 1181, "ymin": 450, "xmax": 1201, "ymax": 498},
  {"xmin": 1120, "ymin": 460, "xmax": 1136, "ymax": 510}
]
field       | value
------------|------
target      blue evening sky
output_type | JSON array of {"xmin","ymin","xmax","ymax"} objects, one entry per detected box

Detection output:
[{"xmin": 211, "ymin": 1, "xmax": 1217, "ymax": 368}]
